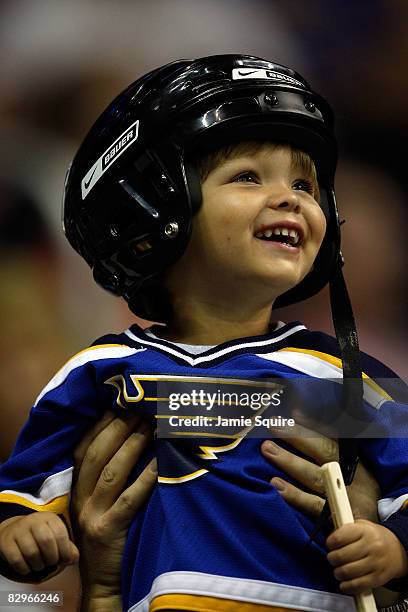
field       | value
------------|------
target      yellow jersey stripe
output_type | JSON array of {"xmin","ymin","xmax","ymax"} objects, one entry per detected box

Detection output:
[
  {"xmin": 158, "ymin": 469, "xmax": 208, "ymax": 484},
  {"xmin": 34, "ymin": 344, "xmax": 145, "ymax": 406},
  {"xmin": 0, "ymin": 492, "xmax": 68, "ymax": 513},
  {"xmin": 150, "ymin": 594, "xmax": 303, "ymax": 611},
  {"xmin": 277, "ymin": 347, "xmax": 393, "ymax": 402}
]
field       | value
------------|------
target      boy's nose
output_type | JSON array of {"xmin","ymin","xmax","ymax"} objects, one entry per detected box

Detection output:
[{"xmin": 268, "ymin": 190, "xmax": 301, "ymax": 214}]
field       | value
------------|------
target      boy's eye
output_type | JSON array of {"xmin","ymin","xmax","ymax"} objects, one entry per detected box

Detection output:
[
  {"xmin": 292, "ymin": 178, "xmax": 314, "ymax": 195},
  {"xmin": 232, "ymin": 171, "xmax": 259, "ymax": 184}
]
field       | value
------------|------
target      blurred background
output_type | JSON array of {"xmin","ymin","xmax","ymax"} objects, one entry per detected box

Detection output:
[{"xmin": 0, "ymin": 0, "xmax": 407, "ymax": 609}]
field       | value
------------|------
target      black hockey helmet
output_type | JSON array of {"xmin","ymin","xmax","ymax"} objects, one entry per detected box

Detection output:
[{"xmin": 63, "ymin": 54, "xmax": 341, "ymax": 320}]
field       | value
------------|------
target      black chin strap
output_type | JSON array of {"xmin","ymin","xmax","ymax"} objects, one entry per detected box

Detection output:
[
  {"xmin": 306, "ymin": 261, "xmax": 364, "ymax": 546},
  {"xmin": 329, "ymin": 262, "xmax": 363, "ymax": 485}
]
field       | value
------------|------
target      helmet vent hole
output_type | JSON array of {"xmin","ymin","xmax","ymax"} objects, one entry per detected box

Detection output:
[
  {"xmin": 133, "ymin": 239, "xmax": 153, "ymax": 253},
  {"xmin": 264, "ymin": 93, "xmax": 279, "ymax": 106},
  {"xmin": 119, "ymin": 179, "xmax": 160, "ymax": 219},
  {"xmin": 305, "ymin": 101, "xmax": 316, "ymax": 113}
]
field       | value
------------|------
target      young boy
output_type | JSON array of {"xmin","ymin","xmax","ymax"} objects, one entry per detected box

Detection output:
[{"xmin": 0, "ymin": 55, "xmax": 408, "ymax": 612}]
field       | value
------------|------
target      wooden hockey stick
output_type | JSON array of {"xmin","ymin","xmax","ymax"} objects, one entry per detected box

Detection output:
[{"xmin": 322, "ymin": 462, "xmax": 377, "ymax": 612}]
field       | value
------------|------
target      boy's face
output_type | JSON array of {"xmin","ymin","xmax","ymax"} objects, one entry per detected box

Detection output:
[{"xmin": 168, "ymin": 144, "xmax": 326, "ymax": 305}]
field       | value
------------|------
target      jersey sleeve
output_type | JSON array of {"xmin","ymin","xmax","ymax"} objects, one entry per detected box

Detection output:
[
  {"xmin": 295, "ymin": 331, "xmax": 408, "ymax": 566},
  {"xmin": 346, "ymin": 348, "xmax": 408, "ymax": 588},
  {"xmin": 0, "ymin": 346, "xmax": 115, "ymax": 582}
]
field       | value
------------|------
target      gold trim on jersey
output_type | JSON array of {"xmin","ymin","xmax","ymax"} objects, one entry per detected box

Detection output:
[
  {"xmin": 158, "ymin": 469, "xmax": 208, "ymax": 484},
  {"xmin": 156, "ymin": 438, "xmax": 243, "ymax": 483},
  {"xmin": 171, "ymin": 431, "xmax": 237, "ymax": 439},
  {"xmin": 34, "ymin": 343, "xmax": 145, "ymax": 406},
  {"xmin": 63, "ymin": 343, "xmax": 133, "ymax": 368},
  {"xmin": 130, "ymin": 571, "xmax": 356, "ymax": 612},
  {"xmin": 113, "ymin": 374, "xmax": 285, "ymax": 388},
  {"xmin": 0, "ymin": 492, "xmax": 68, "ymax": 513},
  {"xmin": 122, "ymin": 374, "xmax": 283, "ymax": 389},
  {"xmin": 197, "ymin": 437, "xmax": 242, "ymax": 459},
  {"xmin": 105, "ymin": 374, "xmax": 145, "ymax": 408},
  {"xmin": 276, "ymin": 347, "xmax": 393, "ymax": 403},
  {"xmin": 150, "ymin": 594, "xmax": 302, "ymax": 611}
]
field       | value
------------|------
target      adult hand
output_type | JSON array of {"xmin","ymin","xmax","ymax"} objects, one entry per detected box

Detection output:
[
  {"xmin": 70, "ymin": 411, "xmax": 156, "ymax": 612},
  {"xmin": 260, "ymin": 424, "xmax": 380, "ymax": 522},
  {"xmin": 260, "ymin": 421, "xmax": 403, "ymax": 608}
]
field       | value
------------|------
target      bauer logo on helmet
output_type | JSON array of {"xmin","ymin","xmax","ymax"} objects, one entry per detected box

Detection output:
[{"xmin": 81, "ymin": 120, "xmax": 140, "ymax": 200}]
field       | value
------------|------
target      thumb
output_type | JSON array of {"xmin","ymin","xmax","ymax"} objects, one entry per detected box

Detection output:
[{"xmin": 68, "ymin": 542, "xmax": 80, "ymax": 565}]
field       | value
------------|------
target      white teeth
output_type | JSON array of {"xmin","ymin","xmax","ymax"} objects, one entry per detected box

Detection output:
[{"xmin": 255, "ymin": 226, "xmax": 301, "ymax": 245}]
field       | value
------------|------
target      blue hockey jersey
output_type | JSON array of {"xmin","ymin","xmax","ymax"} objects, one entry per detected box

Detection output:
[{"xmin": 1, "ymin": 321, "xmax": 407, "ymax": 612}]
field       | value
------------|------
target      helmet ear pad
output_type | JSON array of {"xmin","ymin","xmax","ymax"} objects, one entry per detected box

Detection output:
[
  {"xmin": 128, "ymin": 272, "xmax": 173, "ymax": 322},
  {"xmin": 125, "ymin": 154, "xmax": 202, "ymax": 323}
]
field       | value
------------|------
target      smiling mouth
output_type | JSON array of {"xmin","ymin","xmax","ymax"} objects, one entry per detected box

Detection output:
[{"xmin": 254, "ymin": 226, "xmax": 303, "ymax": 247}]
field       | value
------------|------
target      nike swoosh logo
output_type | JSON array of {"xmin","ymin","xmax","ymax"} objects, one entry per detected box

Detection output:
[
  {"xmin": 237, "ymin": 70, "xmax": 258, "ymax": 76},
  {"xmin": 84, "ymin": 166, "xmax": 97, "ymax": 190}
]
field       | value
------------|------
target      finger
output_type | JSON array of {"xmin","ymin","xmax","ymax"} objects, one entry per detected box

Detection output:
[
  {"xmin": 327, "ymin": 539, "xmax": 367, "ymax": 567},
  {"xmin": 268, "ymin": 424, "xmax": 339, "ymax": 466},
  {"xmin": 339, "ymin": 573, "xmax": 379, "ymax": 595},
  {"xmin": 73, "ymin": 410, "xmax": 116, "ymax": 471},
  {"xmin": 30, "ymin": 523, "xmax": 59, "ymax": 567},
  {"xmin": 108, "ymin": 458, "xmax": 157, "ymax": 528},
  {"xmin": 268, "ymin": 418, "xmax": 324, "ymax": 442},
  {"xmin": 271, "ymin": 477, "xmax": 325, "ymax": 518},
  {"xmin": 291, "ymin": 406, "xmax": 341, "ymax": 439},
  {"xmin": 326, "ymin": 524, "xmax": 362, "ymax": 551},
  {"xmin": 15, "ymin": 532, "xmax": 44, "ymax": 572},
  {"xmin": 91, "ymin": 422, "xmax": 152, "ymax": 511},
  {"xmin": 73, "ymin": 413, "xmax": 143, "ymax": 503},
  {"xmin": 0, "ymin": 539, "xmax": 31, "ymax": 575},
  {"xmin": 333, "ymin": 557, "xmax": 371, "ymax": 582},
  {"xmin": 262, "ymin": 440, "xmax": 326, "ymax": 495},
  {"xmin": 48, "ymin": 516, "xmax": 79, "ymax": 566},
  {"xmin": 67, "ymin": 541, "xmax": 80, "ymax": 565}
]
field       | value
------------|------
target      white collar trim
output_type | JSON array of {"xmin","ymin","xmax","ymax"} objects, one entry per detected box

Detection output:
[{"xmin": 124, "ymin": 322, "xmax": 306, "ymax": 366}]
